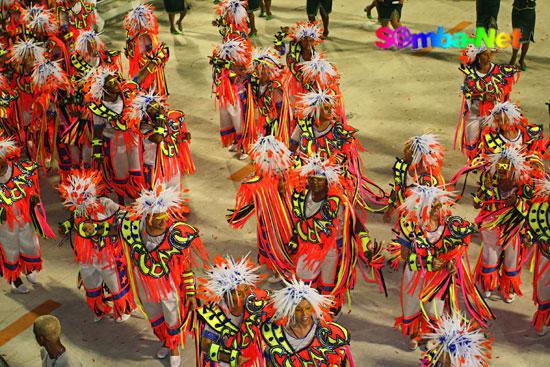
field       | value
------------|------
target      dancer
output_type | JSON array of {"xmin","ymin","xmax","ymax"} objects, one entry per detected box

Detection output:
[
  {"xmin": 377, "ymin": 0, "xmax": 403, "ymax": 30},
  {"xmin": 509, "ymin": 0, "xmax": 537, "ymax": 70},
  {"xmin": 262, "ymin": 277, "xmax": 353, "ymax": 367},
  {"xmin": 306, "ymin": 0, "xmax": 331, "ymax": 38},
  {"xmin": 58, "ymin": 170, "xmax": 134, "ymax": 323},
  {"xmin": 117, "ymin": 182, "xmax": 208, "ymax": 367},
  {"xmin": 0, "ymin": 136, "xmax": 54, "ymax": 294},
  {"xmin": 197, "ymin": 255, "xmax": 268, "ymax": 367}
]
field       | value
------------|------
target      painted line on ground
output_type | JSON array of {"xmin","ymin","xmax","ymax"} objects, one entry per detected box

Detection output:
[
  {"xmin": 412, "ymin": 21, "xmax": 472, "ymax": 57},
  {"xmin": 0, "ymin": 300, "xmax": 61, "ymax": 347},
  {"xmin": 227, "ymin": 163, "xmax": 255, "ymax": 182}
]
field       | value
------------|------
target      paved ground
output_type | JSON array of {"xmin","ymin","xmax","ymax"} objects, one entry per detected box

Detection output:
[{"xmin": 1, "ymin": 0, "xmax": 550, "ymax": 366}]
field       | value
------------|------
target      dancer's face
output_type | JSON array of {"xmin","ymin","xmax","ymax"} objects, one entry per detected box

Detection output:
[
  {"xmin": 229, "ymin": 284, "xmax": 250, "ymax": 307},
  {"xmin": 104, "ymin": 75, "xmax": 120, "ymax": 95},
  {"xmin": 494, "ymin": 113, "xmax": 510, "ymax": 130},
  {"xmin": 403, "ymin": 142, "xmax": 414, "ymax": 164},
  {"xmin": 496, "ymin": 158, "xmax": 512, "ymax": 180},
  {"xmin": 430, "ymin": 200, "xmax": 442, "ymax": 222},
  {"xmin": 307, "ymin": 176, "xmax": 327, "ymax": 195},
  {"xmin": 301, "ymin": 37, "xmax": 314, "ymax": 51},
  {"xmin": 146, "ymin": 101, "xmax": 165, "ymax": 119},
  {"xmin": 148, "ymin": 212, "xmax": 169, "ymax": 231},
  {"xmin": 294, "ymin": 299, "xmax": 314, "ymax": 327},
  {"xmin": 319, "ymin": 103, "xmax": 332, "ymax": 123},
  {"xmin": 477, "ymin": 51, "xmax": 493, "ymax": 66},
  {"xmin": 87, "ymin": 40, "xmax": 99, "ymax": 57}
]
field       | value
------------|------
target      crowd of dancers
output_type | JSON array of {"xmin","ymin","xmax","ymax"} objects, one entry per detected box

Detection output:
[{"xmin": 0, "ymin": 1, "xmax": 549, "ymax": 367}]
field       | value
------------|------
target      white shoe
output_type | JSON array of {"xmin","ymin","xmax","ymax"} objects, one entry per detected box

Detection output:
[
  {"xmin": 156, "ymin": 346, "xmax": 170, "ymax": 359},
  {"xmin": 228, "ymin": 143, "xmax": 238, "ymax": 152},
  {"xmin": 14, "ymin": 283, "xmax": 30, "ymax": 294},
  {"xmin": 483, "ymin": 290, "xmax": 492, "ymax": 298},
  {"xmin": 93, "ymin": 315, "xmax": 104, "ymax": 323},
  {"xmin": 25, "ymin": 272, "xmax": 38, "ymax": 284},
  {"xmin": 170, "ymin": 355, "xmax": 181, "ymax": 367},
  {"xmin": 267, "ymin": 275, "xmax": 282, "ymax": 284},
  {"xmin": 237, "ymin": 153, "xmax": 249, "ymax": 160},
  {"xmin": 361, "ymin": 21, "xmax": 378, "ymax": 31},
  {"xmin": 407, "ymin": 338, "xmax": 418, "ymax": 351},
  {"xmin": 537, "ymin": 325, "xmax": 550, "ymax": 337},
  {"xmin": 504, "ymin": 293, "xmax": 516, "ymax": 304},
  {"xmin": 115, "ymin": 313, "xmax": 131, "ymax": 323}
]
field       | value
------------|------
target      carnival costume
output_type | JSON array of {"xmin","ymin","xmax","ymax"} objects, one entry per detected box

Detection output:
[
  {"xmin": 0, "ymin": 136, "xmax": 55, "ymax": 286},
  {"xmin": 262, "ymin": 277, "xmax": 353, "ymax": 367},
  {"xmin": 58, "ymin": 170, "xmax": 135, "ymax": 321},
  {"xmin": 290, "ymin": 154, "xmax": 384, "ymax": 309},
  {"xmin": 117, "ymin": 183, "xmax": 208, "ymax": 356},
  {"xmin": 526, "ymin": 176, "xmax": 550, "ymax": 336},
  {"xmin": 197, "ymin": 255, "xmax": 268, "ymax": 367},
  {"xmin": 227, "ymin": 136, "xmax": 295, "ymax": 278},
  {"xmin": 473, "ymin": 146, "xmax": 535, "ymax": 301},
  {"xmin": 392, "ymin": 185, "xmax": 493, "ymax": 338},
  {"xmin": 123, "ymin": 2, "xmax": 169, "ymax": 95},
  {"xmin": 125, "ymin": 90, "xmax": 194, "ymax": 192},
  {"xmin": 84, "ymin": 66, "xmax": 145, "ymax": 198},
  {"xmin": 214, "ymin": 0, "xmax": 250, "ymax": 43},
  {"xmin": 457, "ymin": 45, "xmax": 520, "ymax": 158}
]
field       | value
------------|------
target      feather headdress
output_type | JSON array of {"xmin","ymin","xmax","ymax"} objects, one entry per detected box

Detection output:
[
  {"xmin": 294, "ymin": 87, "xmax": 338, "ymax": 120},
  {"xmin": 215, "ymin": 38, "xmax": 249, "ymax": 65},
  {"xmin": 484, "ymin": 101, "xmax": 524, "ymax": 129},
  {"xmin": 270, "ymin": 276, "xmax": 333, "ymax": 325},
  {"xmin": 250, "ymin": 135, "xmax": 293, "ymax": 178},
  {"xmin": 134, "ymin": 182, "xmax": 183, "ymax": 219},
  {"xmin": 421, "ymin": 313, "xmax": 493, "ymax": 367},
  {"xmin": 215, "ymin": 0, "xmax": 248, "ymax": 28},
  {"xmin": 399, "ymin": 184, "xmax": 455, "ymax": 227},
  {"xmin": 0, "ymin": 135, "xmax": 22, "ymax": 159},
  {"xmin": 533, "ymin": 175, "xmax": 550, "ymax": 203},
  {"xmin": 58, "ymin": 170, "xmax": 105, "ymax": 216},
  {"xmin": 32, "ymin": 60, "xmax": 68, "ymax": 92},
  {"xmin": 75, "ymin": 30, "xmax": 105, "ymax": 57},
  {"xmin": 123, "ymin": 2, "xmax": 158, "ymax": 37},
  {"xmin": 290, "ymin": 21, "xmax": 323, "ymax": 44},
  {"xmin": 487, "ymin": 145, "xmax": 531, "ymax": 184},
  {"xmin": 10, "ymin": 39, "xmax": 46, "ymax": 64},
  {"xmin": 247, "ymin": 46, "xmax": 282, "ymax": 79},
  {"xmin": 459, "ymin": 43, "xmax": 494, "ymax": 64},
  {"xmin": 21, "ymin": 4, "xmax": 46, "ymax": 23},
  {"xmin": 25, "ymin": 9, "xmax": 58, "ymax": 36},
  {"xmin": 84, "ymin": 66, "xmax": 117, "ymax": 101},
  {"xmin": 299, "ymin": 52, "xmax": 339, "ymax": 89},
  {"xmin": 199, "ymin": 254, "xmax": 262, "ymax": 307},
  {"xmin": 406, "ymin": 134, "xmax": 445, "ymax": 171},
  {"xmin": 295, "ymin": 153, "xmax": 342, "ymax": 188},
  {"xmin": 125, "ymin": 90, "xmax": 166, "ymax": 130}
]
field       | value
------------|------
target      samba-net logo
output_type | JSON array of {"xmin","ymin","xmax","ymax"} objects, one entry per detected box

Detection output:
[{"xmin": 376, "ymin": 26, "xmax": 522, "ymax": 50}]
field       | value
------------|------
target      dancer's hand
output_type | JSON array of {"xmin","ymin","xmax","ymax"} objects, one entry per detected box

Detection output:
[
  {"xmin": 505, "ymin": 195, "xmax": 516, "ymax": 206},
  {"xmin": 238, "ymin": 356, "xmax": 251, "ymax": 366},
  {"xmin": 58, "ymin": 225, "xmax": 68, "ymax": 236},
  {"xmin": 82, "ymin": 222, "xmax": 95, "ymax": 234},
  {"xmin": 383, "ymin": 206, "xmax": 394, "ymax": 223},
  {"xmin": 185, "ymin": 294, "xmax": 198, "ymax": 310},
  {"xmin": 522, "ymin": 235, "xmax": 532, "ymax": 249},
  {"xmin": 446, "ymin": 260, "xmax": 457, "ymax": 276},
  {"xmin": 30, "ymin": 195, "xmax": 40, "ymax": 205},
  {"xmin": 432, "ymin": 258, "xmax": 446, "ymax": 271}
]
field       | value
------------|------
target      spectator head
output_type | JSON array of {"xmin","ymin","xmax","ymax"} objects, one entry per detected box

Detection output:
[{"xmin": 33, "ymin": 315, "xmax": 61, "ymax": 346}]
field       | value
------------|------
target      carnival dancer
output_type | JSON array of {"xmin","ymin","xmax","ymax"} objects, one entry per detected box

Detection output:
[
  {"xmin": 393, "ymin": 185, "xmax": 493, "ymax": 350},
  {"xmin": 56, "ymin": 0, "xmax": 95, "ymax": 34},
  {"xmin": 246, "ymin": 47, "xmax": 290, "ymax": 141},
  {"xmin": 290, "ymin": 88, "xmax": 387, "ymax": 212},
  {"xmin": 57, "ymin": 170, "xmax": 135, "ymax": 323},
  {"xmin": 0, "ymin": 136, "xmax": 55, "ymax": 294},
  {"xmin": 420, "ymin": 313, "xmax": 493, "ymax": 367},
  {"xmin": 262, "ymin": 277, "xmax": 353, "ymax": 367},
  {"xmin": 84, "ymin": 64, "xmax": 157, "ymax": 203},
  {"xmin": 289, "ymin": 154, "xmax": 384, "ymax": 315},
  {"xmin": 117, "ymin": 182, "xmax": 208, "ymax": 367},
  {"xmin": 473, "ymin": 145, "xmax": 535, "ymax": 303},
  {"xmin": 213, "ymin": 0, "xmax": 250, "ymax": 43},
  {"xmin": 123, "ymin": 2, "xmax": 170, "ymax": 95},
  {"xmin": 197, "ymin": 255, "xmax": 268, "ymax": 367},
  {"xmin": 0, "ymin": 70, "xmax": 19, "ymax": 136},
  {"xmin": 383, "ymin": 134, "xmax": 446, "ymax": 225},
  {"xmin": 72, "ymin": 30, "xmax": 122, "ymax": 76},
  {"xmin": 211, "ymin": 38, "xmax": 252, "ymax": 160},
  {"xmin": 297, "ymin": 51, "xmax": 340, "ymax": 93},
  {"xmin": 227, "ymin": 135, "xmax": 295, "ymax": 282},
  {"xmin": 457, "ymin": 45, "xmax": 520, "ymax": 158},
  {"xmin": 124, "ymin": 90, "xmax": 194, "ymax": 191},
  {"xmin": 524, "ymin": 175, "xmax": 550, "ymax": 337},
  {"xmin": 0, "ymin": 0, "xmax": 26, "ymax": 42}
]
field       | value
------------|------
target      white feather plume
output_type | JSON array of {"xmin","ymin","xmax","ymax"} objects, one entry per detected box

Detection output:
[
  {"xmin": 218, "ymin": 0, "xmax": 248, "ymax": 28},
  {"xmin": 296, "ymin": 153, "xmax": 342, "ymax": 188},
  {"xmin": 406, "ymin": 134, "xmax": 445, "ymax": 170},
  {"xmin": 399, "ymin": 184, "xmax": 455, "ymax": 227},
  {"xmin": 291, "ymin": 22, "xmax": 322, "ymax": 42},
  {"xmin": 127, "ymin": 90, "xmax": 166, "ymax": 123},
  {"xmin": 299, "ymin": 53, "xmax": 339, "ymax": 88},
  {"xmin": 487, "ymin": 145, "xmax": 531, "ymax": 183},
  {"xmin": 28, "ymin": 12, "xmax": 59, "ymax": 35},
  {"xmin": 22, "ymin": 4, "xmax": 46, "ymax": 23},
  {"xmin": 484, "ymin": 101, "xmax": 523, "ymax": 129},
  {"xmin": 203, "ymin": 255, "xmax": 261, "ymax": 306},
  {"xmin": 270, "ymin": 276, "xmax": 333, "ymax": 325},
  {"xmin": 534, "ymin": 175, "xmax": 550, "ymax": 200},
  {"xmin": 59, "ymin": 172, "xmax": 101, "ymax": 214},
  {"xmin": 250, "ymin": 135, "xmax": 293, "ymax": 178},
  {"xmin": 124, "ymin": 1, "xmax": 157, "ymax": 33},
  {"xmin": 75, "ymin": 30, "xmax": 104, "ymax": 56},
  {"xmin": 216, "ymin": 39, "xmax": 248, "ymax": 64},
  {"xmin": 248, "ymin": 46, "xmax": 281, "ymax": 77},
  {"xmin": 295, "ymin": 88, "xmax": 337, "ymax": 120},
  {"xmin": 10, "ymin": 39, "xmax": 46, "ymax": 64},
  {"xmin": 422, "ymin": 313, "xmax": 492, "ymax": 367},
  {"xmin": 32, "ymin": 60, "xmax": 67, "ymax": 90},
  {"xmin": 0, "ymin": 136, "xmax": 19, "ymax": 159},
  {"xmin": 134, "ymin": 183, "xmax": 182, "ymax": 218},
  {"xmin": 86, "ymin": 66, "xmax": 117, "ymax": 101}
]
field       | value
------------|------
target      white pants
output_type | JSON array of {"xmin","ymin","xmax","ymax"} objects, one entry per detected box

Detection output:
[
  {"xmin": 80, "ymin": 261, "xmax": 122, "ymax": 297},
  {"xmin": 0, "ymin": 220, "xmax": 40, "ymax": 282},
  {"xmin": 296, "ymin": 247, "xmax": 338, "ymax": 293},
  {"xmin": 220, "ymin": 103, "xmax": 243, "ymax": 140},
  {"xmin": 464, "ymin": 101, "xmax": 483, "ymax": 154}
]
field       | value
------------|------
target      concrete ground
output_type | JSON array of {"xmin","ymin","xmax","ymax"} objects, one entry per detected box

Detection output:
[{"xmin": 1, "ymin": 0, "xmax": 549, "ymax": 366}]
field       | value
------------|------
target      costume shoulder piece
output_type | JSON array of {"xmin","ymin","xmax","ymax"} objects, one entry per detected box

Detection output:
[
  {"xmin": 445, "ymin": 215, "xmax": 475, "ymax": 240},
  {"xmin": 524, "ymin": 124, "xmax": 544, "ymax": 141},
  {"xmin": 197, "ymin": 303, "xmax": 240, "ymax": 337},
  {"xmin": 527, "ymin": 202, "xmax": 550, "ymax": 259}
]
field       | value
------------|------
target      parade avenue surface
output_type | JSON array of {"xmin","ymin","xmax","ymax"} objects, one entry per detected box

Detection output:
[{"xmin": 1, "ymin": 0, "xmax": 549, "ymax": 366}]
